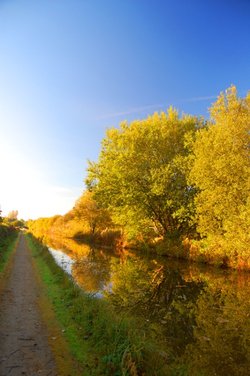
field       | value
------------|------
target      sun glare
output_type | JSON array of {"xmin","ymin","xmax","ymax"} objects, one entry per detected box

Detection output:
[{"xmin": 0, "ymin": 144, "xmax": 78, "ymax": 219}]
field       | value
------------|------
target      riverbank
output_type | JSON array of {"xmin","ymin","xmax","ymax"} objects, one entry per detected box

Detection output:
[
  {"xmin": 154, "ymin": 236, "xmax": 250, "ymax": 271},
  {"xmin": 26, "ymin": 233, "xmax": 174, "ymax": 375},
  {"xmin": 30, "ymin": 221, "xmax": 250, "ymax": 272},
  {"xmin": 61, "ymin": 233, "xmax": 250, "ymax": 273}
]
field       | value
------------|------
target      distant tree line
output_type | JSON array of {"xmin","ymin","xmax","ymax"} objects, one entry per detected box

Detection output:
[
  {"xmin": 0, "ymin": 208, "xmax": 26, "ymax": 233},
  {"xmin": 0, "ymin": 208, "xmax": 22, "ymax": 242}
]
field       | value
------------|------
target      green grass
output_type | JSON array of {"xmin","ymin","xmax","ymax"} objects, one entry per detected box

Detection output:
[
  {"xmin": 0, "ymin": 227, "xmax": 18, "ymax": 274},
  {"xmin": 26, "ymin": 233, "xmax": 173, "ymax": 376}
]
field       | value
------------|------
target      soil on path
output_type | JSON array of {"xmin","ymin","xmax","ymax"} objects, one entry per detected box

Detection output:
[{"xmin": 0, "ymin": 234, "xmax": 57, "ymax": 376}]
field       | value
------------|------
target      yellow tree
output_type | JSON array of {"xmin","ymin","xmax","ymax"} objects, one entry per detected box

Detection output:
[
  {"xmin": 190, "ymin": 86, "xmax": 250, "ymax": 259},
  {"xmin": 87, "ymin": 108, "xmax": 202, "ymax": 240},
  {"xmin": 73, "ymin": 190, "xmax": 112, "ymax": 235}
]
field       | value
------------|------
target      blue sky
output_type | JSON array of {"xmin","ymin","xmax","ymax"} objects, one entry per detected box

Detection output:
[{"xmin": 0, "ymin": 0, "xmax": 249, "ymax": 219}]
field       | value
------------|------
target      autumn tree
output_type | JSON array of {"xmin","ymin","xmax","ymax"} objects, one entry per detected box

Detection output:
[
  {"xmin": 190, "ymin": 86, "xmax": 250, "ymax": 259},
  {"xmin": 73, "ymin": 190, "xmax": 112, "ymax": 235},
  {"xmin": 86, "ymin": 108, "xmax": 203, "ymax": 240}
]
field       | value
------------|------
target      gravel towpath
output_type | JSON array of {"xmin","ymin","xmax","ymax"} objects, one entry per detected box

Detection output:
[{"xmin": 0, "ymin": 234, "xmax": 57, "ymax": 376}]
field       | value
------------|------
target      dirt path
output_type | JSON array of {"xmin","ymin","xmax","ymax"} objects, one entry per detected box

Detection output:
[{"xmin": 0, "ymin": 234, "xmax": 57, "ymax": 376}]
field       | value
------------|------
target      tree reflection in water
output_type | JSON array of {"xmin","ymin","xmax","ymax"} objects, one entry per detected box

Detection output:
[
  {"xmin": 45, "ymin": 235, "xmax": 250, "ymax": 375},
  {"xmin": 107, "ymin": 259, "xmax": 250, "ymax": 374},
  {"xmin": 185, "ymin": 279, "xmax": 250, "ymax": 376},
  {"xmin": 106, "ymin": 258, "xmax": 205, "ymax": 355},
  {"xmin": 72, "ymin": 248, "xmax": 112, "ymax": 294}
]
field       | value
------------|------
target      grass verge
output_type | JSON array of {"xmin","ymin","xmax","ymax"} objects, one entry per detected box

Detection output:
[
  {"xmin": 0, "ymin": 228, "xmax": 19, "ymax": 274},
  {"xmin": 26, "ymin": 233, "xmax": 172, "ymax": 376}
]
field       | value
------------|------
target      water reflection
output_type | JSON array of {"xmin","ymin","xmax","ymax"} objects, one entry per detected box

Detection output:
[
  {"xmin": 48, "ymin": 247, "xmax": 75, "ymax": 274},
  {"xmin": 186, "ymin": 280, "xmax": 250, "ymax": 376},
  {"xmin": 73, "ymin": 249, "xmax": 112, "ymax": 295},
  {"xmin": 45, "ymin": 236, "xmax": 250, "ymax": 374}
]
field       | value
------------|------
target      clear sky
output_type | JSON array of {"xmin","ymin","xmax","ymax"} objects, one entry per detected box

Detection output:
[{"xmin": 0, "ymin": 0, "xmax": 249, "ymax": 219}]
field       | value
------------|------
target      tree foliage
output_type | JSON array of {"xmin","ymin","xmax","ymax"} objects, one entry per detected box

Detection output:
[
  {"xmin": 86, "ymin": 108, "xmax": 203, "ymax": 240},
  {"xmin": 190, "ymin": 86, "xmax": 250, "ymax": 259},
  {"xmin": 73, "ymin": 190, "xmax": 112, "ymax": 235},
  {"xmin": 28, "ymin": 86, "xmax": 249, "ymax": 267}
]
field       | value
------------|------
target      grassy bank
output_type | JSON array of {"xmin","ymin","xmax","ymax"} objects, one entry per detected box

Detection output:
[
  {"xmin": 0, "ymin": 226, "xmax": 18, "ymax": 274},
  {"xmin": 154, "ymin": 236, "xmax": 250, "ymax": 271},
  {"xmin": 26, "ymin": 233, "xmax": 172, "ymax": 376},
  {"xmin": 72, "ymin": 231, "xmax": 250, "ymax": 272}
]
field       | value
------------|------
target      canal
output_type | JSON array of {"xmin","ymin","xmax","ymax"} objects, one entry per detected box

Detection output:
[{"xmin": 47, "ymin": 236, "xmax": 250, "ymax": 375}]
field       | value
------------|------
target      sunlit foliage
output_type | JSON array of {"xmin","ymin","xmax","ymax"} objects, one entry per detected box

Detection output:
[
  {"xmin": 28, "ymin": 86, "xmax": 250, "ymax": 268},
  {"xmin": 86, "ymin": 108, "xmax": 203, "ymax": 240},
  {"xmin": 73, "ymin": 190, "xmax": 112, "ymax": 235},
  {"xmin": 190, "ymin": 86, "xmax": 250, "ymax": 265},
  {"xmin": 28, "ymin": 191, "xmax": 118, "ymax": 246}
]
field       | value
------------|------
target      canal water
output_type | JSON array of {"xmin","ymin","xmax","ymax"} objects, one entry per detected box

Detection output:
[{"xmin": 47, "ymin": 236, "xmax": 250, "ymax": 375}]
